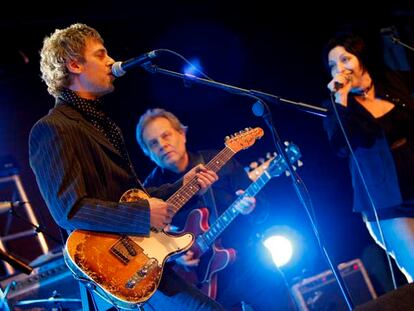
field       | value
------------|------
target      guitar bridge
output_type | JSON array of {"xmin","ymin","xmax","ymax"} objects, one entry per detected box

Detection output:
[{"xmin": 125, "ymin": 258, "xmax": 159, "ymax": 289}]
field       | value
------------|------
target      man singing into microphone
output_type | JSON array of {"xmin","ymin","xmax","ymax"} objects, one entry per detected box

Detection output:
[{"xmin": 29, "ymin": 23, "xmax": 223, "ymax": 310}]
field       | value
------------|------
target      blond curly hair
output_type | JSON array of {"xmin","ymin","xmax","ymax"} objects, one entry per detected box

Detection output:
[{"xmin": 39, "ymin": 23, "xmax": 103, "ymax": 98}]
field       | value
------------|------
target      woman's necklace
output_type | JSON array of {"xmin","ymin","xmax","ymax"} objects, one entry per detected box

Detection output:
[
  {"xmin": 360, "ymin": 82, "xmax": 374, "ymax": 98},
  {"xmin": 354, "ymin": 81, "xmax": 374, "ymax": 99}
]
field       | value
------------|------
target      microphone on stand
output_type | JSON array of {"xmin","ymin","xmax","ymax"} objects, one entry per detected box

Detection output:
[
  {"xmin": 380, "ymin": 26, "xmax": 397, "ymax": 36},
  {"xmin": 380, "ymin": 27, "xmax": 414, "ymax": 52},
  {"xmin": 380, "ymin": 27, "xmax": 399, "ymax": 44},
  {"xmin": 334, "ymin": 81, "xmax": 344, "ymax": 92},
  {"xmin": 112, "ymin": 50, "xmax": 159, "ymax": 77}
]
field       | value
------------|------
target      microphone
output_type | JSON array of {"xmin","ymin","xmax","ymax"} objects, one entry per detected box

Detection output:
[
  {"xmin": 334, "ymin": 81, "xmax": 344, "ymax": 91},
  {"xmin": 333, "ymin": 74, "xmax": 352, "ymax": 92},
  {"xmin": 111, "ymin": 50, "xmax": 158, "ymax": 77},
  {"xmin": 0, "ymin": 201, "xmax": 25, "ymax": 214},
  {"xmin": 380, "ymin": 26, "xmax": 396, "ymax": 36}
]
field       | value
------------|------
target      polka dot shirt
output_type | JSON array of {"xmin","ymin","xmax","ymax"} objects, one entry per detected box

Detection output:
[{"xmin": 59, "ymin": 89, "xmax": 132, "ymax": 169}]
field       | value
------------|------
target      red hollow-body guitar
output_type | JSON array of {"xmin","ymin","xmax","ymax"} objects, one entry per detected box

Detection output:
[{"xmin": 173, "ymin": 143, "xmax": 302, "ymax": 299}]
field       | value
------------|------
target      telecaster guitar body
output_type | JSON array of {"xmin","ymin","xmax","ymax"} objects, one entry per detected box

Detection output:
[
  {"xmin": 64, "ymin": 127, "xmax": 264, "ymax": 309},
  {"xmin": 65, "ymin": 225, "xmax": 193, "ymax": 309}
]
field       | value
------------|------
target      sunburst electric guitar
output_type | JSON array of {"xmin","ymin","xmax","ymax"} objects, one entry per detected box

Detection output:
[
  {"xmin": 173, "ymin": 142, "xmax": 302, "ymax": 298},
  {"xmin": 64, "ymin": 127, "xmax": 264, "ymax": 309}
]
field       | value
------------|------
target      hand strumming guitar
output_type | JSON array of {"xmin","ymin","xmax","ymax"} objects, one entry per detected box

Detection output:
[{"xmin": 148, "ymin": 197, "xmax": 175, "ymax": 231}]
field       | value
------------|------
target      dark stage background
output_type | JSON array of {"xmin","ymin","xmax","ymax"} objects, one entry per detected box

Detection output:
[{"xmin": 0, "ymin": 2, "xmax": 413, "ymax": 309}]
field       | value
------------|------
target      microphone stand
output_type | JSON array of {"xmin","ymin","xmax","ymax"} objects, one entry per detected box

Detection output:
[
  {"xmin": 143, "ymin": 64, "xmax": 328, "ymax": 117},
  {"xmin": 252, "ymin": 100, "xmax": 354, "ymax": 311},
  {"xmin": 143, "ymin": 63, "xmax": 354, "ymax": 310},
  {"xmin": 388, "ymin": 34, "xmax": 414, "ymax": 53},
  {"xmin": 7, "ymin": 204, "xmax": 63, "ymax": 246}
]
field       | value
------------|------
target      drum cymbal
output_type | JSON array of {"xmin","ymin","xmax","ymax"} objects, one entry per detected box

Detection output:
[{"xmin": 14, "ymin": 297, "xmax": 82, "ymax": 309}]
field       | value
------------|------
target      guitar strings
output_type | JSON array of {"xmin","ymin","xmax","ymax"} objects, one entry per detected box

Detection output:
[{"xmin": 167, "ymin": 147, "xmax": 235, "ymax": 213}]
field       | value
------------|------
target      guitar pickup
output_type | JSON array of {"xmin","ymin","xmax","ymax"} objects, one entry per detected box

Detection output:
[{"xmin": 110, "ymin": 236, "xmax": 142, "ymax": 265}]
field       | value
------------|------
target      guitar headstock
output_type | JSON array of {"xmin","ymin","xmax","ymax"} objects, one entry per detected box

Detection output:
[
  {"xmin": 246, "ymin": 142, "xmax": 302, "ymax": 181},
  {"xmin": 225, "ymin": 127, "xmax": 264, "ymax": 153},
  {"xmin": 246, "ymin": 152, "xmax": 277, "ymax": 182}
]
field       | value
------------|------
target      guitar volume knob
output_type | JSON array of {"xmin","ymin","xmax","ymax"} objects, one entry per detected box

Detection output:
[
  {"xmin": 138, "ymin": 268, "xmax": 148, "ymax": 277},
  {"xmin": 126, "ymin": 280, "xmax": 136, "ymax": 289}
]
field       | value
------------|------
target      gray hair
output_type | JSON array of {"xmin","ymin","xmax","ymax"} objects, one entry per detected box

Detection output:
[{"xmin": 136, "ymin": 108, "xmax": 187, "ymax": 156}]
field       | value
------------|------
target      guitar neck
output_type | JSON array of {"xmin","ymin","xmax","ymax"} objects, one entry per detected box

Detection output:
[
  {"xmin": 166, "ymin": 147, "xmax": 235, "ymax": 213},
  {"xmin": 200, "ymin": 170, "xmax": 272, "ymax": 248}
]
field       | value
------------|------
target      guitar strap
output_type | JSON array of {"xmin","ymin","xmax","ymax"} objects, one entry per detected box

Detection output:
[{"xmin": 196, "ymin": 152, "xmax": 219, "ymax": 223}]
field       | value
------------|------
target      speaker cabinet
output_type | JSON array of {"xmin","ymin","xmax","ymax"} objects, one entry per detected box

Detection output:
[{"xmin": 291, "ymin": 258, "xmax": 377, "ymax": 310}]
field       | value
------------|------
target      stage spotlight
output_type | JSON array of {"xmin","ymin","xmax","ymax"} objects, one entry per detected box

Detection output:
[
  {"xmin": 263, "ymin": 235, "xmax": 293, "ymax": 268},
  {"xmin": 182, "ymin": 58, "xmax": 202, "ymax": 76}
]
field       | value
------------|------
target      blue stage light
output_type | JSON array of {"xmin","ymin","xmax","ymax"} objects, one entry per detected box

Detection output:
[
  {"xmin": 182, "ymin": 58, "xmax": 202, "ymax": 76},
  {"xmin": 263, "ymin": 235, "xmax": 293, "ymax": 268}
]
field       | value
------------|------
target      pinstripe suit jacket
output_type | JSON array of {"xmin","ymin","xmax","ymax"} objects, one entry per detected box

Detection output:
[{"xmin": 29, "ymin": 101, "xmax": 180, "ymax": 235}]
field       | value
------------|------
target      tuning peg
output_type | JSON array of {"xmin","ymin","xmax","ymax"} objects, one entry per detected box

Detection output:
[
  {"xmin": 258, "ymin": 157, "xmax": 265, "ymax": 164},
  {"xmin": 225, "ymin": 136, "xmax": 230, "ymax": 141},
  {"xmin": 284, "ymin": 141, "xmax": 290, "ymax": 146},
  {"xmin": 249, "ymin": 161, "xmax": 258, "ymax": 169},
  {"xmin": 297, "ymin": 160, "xmax": 303, "ymax": 167},
  {"xmin": 285, "ymin": 171, "xmax": 291, "ymax": 177}
]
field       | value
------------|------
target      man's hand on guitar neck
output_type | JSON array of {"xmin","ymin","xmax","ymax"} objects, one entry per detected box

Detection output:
[
  {"xmin": 183, "ymin": 164, "xmax": 219, "ymax": 196},
  {"xmin": 148, "ymin": 197, "xmax": 175, "ymax": 231},
  {"xmin": 234, "ymin": 190, "xmax": 256, "ymax": 215}
]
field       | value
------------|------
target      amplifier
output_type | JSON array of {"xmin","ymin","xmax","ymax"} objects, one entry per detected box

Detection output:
[
  {"xmin": 0, "ymin": 251, "xmax": 80, "ymax": 310},
  {"xmin": 291, "ymin": 258, "xmax": 377, "ymax": 311}
]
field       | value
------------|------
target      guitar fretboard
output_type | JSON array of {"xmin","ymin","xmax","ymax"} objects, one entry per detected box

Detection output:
[
  {"xmin": 201, "ymin": 168, "xmax": 273, "ymax": 247},
  {"xmin": 167, "ymin": 147, "xmax": 235, "ymax": 213}
]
